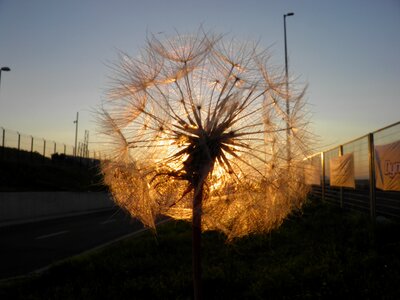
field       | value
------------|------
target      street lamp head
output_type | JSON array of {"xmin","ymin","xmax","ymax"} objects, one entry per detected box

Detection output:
[
  {"xmin": 285, "ymin": 12, "xmax": 294, "ymax": 17},
  {"xmin": 1, "ymin": 67, "xmax": 11, "ymax": 72}
]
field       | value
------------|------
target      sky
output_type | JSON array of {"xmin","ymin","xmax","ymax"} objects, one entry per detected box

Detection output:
[{"xmin": 0, "ymin": 0, "xmax": 399, "ymax": 153}]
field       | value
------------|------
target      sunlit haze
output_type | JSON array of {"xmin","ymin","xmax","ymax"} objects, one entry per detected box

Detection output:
[{"xmin": 0, "ymin": 0, "xmax": 399, "ymax": 152}]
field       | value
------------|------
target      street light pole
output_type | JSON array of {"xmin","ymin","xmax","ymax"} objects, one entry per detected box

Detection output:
[
  {"xmin": 74, "ymin": 112, "xmax": 79, "ymax": 157},
  {"xmin": 284, "ymin": 12, "xmax": 294, "ymax": 165},
  {"xmin": 0, "ymin": 66, "xmax": 11, "ymax": 94}
]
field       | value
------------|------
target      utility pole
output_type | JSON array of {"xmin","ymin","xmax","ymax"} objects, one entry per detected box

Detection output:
[{"xmin": 74, "ymin": 112, "xmax": 79, "ymax": 157}]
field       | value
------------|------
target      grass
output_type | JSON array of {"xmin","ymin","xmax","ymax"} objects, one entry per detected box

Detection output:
[{"xmin": 1, "ymin": 200, "xmax": 399, "ymax": 299}]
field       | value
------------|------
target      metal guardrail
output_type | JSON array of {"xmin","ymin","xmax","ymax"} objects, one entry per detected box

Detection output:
[{"xmin": 307, "ymin": 121, "xmax": 400, "ymax": 220}]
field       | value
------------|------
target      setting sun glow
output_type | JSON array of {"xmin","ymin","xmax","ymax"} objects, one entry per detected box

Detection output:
[{"xmin": 100, "ymin": 29, "xmax": 313, "ymax": 240}]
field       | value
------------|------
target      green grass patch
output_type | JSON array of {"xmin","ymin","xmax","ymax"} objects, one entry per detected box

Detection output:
[{"xmin": 1, "ymin": 200, "xmax": 399, "ymax": 299}]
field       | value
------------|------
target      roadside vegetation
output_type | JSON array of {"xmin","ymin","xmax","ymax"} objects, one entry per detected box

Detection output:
[
  {"xmin": 1, "ymin": 200, "xmax": 399, "ymax": 299},
  {"xmin": 0, "ymin": 147, "xmax": 105, "ymax": 192}
]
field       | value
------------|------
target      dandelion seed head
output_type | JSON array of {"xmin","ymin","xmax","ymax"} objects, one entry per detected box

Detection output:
[{"xmin": 99, "ymin": 29, "xmax": 314, "ymax": 240}]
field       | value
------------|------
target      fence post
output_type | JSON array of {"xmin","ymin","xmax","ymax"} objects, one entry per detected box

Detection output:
[
  {"xmin": 43, "ymin": 139, "xmax": 46, "ymax": 158},
  {"xmin": 339, "ymin": 145, "xmax": 344, "ymax": 208},
  {"xmin": 368, "ymin": 133, "xmax": 376, "ymax": 221},
  {"xmin": 17, "ymin": 132, "xmax": 21, "ymax": 162},
  {"xmin": 30, "ymin": 136, "xmax": 34, "ymax": 160},
  {"xmin": 321, "ymin": 152, "xmax": 325, "ymax": 202},
  {"xmin": 17, "ymin": 132, "xmax": 21, "ymax": 151},
  {"xmin": 1, "ymin": 128, "xmax": 5, "ymax": 160},
  {"xmin": 1, "ymin": 128, "xmax": 5, "ymax": 147}
]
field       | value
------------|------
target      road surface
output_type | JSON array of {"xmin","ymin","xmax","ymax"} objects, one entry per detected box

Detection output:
[{"xmin": 0, "ymin": 208, "xmax": 145, "ymax": 280}]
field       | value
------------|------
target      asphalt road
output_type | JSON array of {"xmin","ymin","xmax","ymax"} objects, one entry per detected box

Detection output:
[{"xmin": 0, "ymin": 208, "xmax": 145, "ymax": 280}]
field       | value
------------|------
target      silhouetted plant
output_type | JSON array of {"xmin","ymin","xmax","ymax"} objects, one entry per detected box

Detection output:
[{"xmin": 99, "ymin": 28, "xmax": 313, "ymax": 299}]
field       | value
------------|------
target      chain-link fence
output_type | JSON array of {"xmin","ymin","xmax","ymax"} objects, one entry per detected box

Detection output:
[
  {"xmin": 306, "ymin": 121, "xmax": 400, "ymax": 220},
  {"xmin": 0, "ymin": 127, "xmax": 105, "ymax": 164}
]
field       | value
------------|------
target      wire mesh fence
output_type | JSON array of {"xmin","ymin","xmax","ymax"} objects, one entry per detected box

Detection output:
[
  {"xmin": 2, "ymin": 122, "xmax": 399, "ymax": 218},
  {"xmin": 307, "ymin": 121, "xmax": 400, "ymax": 220},
  {"xmin": 0, "ymin": 127, "xmax": 106, "ymax": 164}
]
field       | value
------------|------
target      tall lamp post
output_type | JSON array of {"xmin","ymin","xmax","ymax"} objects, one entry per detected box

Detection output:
[
  {"xmin": 0, "ymin": 66, "xmax": 11, "ymax": 93},
  {"xmin": 284, "ymin": 12, "xmax": 294, "ymax": 165}
]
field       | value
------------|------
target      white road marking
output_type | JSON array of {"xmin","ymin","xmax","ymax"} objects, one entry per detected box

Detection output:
[
  {"xmin": 36, "ymin": 230, "xmax": 69, "ymax": 240},
  {"xmin": 101, "ymin": 219, "xmax": 116, "ymax": 225},
  {"xmin": 32, "ymin": 218, "xmax": 171, "ymax": 275}
]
